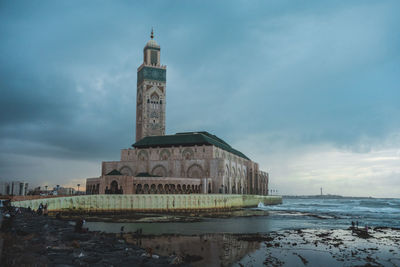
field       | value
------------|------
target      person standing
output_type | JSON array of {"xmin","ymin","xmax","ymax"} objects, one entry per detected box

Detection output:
[
  {"xmin": 37, "ymin": 203, "xmax": 43, "ymax": 215},
  {"xmin": 120, "ymin": 226, "xmax": 125, "ymax": 238},
  {"xmin": 43, "ymin": 204, "xmax": 48, "ymax": 216},
  {"xmin": 75, "ymin": 218, "xmax": 84, "ymax": 233}
]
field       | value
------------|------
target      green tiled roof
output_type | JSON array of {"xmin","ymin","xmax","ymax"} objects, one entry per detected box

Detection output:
[
  {"xmin": 107, "ymin": 169, "xmax": 122, "ymax": 175},
  {"xmin": 132, "ymin": 131, "xmax": 250, "ymax": 160}
]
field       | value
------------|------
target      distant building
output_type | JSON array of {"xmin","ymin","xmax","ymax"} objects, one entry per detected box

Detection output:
[
  {"xmin": 27, "ymin": 186, "xmax": 75, "ymax": 196},
  {"xmin": 57, "ymin": 187, "xmax": 76, "ymax": 195},
  {"xmin": 28, "ymin": 186, "xmax": 42, "ymax": 195},
  {"xmin": 0, "ymin": 181, "xmax": 29, "ymax": 196},
  {"xmin": 86, "ymin": 31, "xmax": 269, "ymax": 196}
]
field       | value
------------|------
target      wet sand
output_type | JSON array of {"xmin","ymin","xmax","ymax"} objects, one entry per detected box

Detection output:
[
  {"xmin": 56, "ymin": 209, "xmax": 272, "ymax": 223},
  {"xmin": 236, "ymin": 227, "xmax": 400, "ymax": 266},
  {"xmin": 120, "ymin": 227, "xmax": 400, "ymax": 266},
  {"xmin": 78, "ymin": 210, "xmax": 400, "ymax": 266},
  {"xmin": 2, "ymin": 208, "xmax": 399, "ymax": 266}
]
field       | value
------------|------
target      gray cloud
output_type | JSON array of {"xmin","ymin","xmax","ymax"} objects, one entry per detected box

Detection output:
[{"xmin": 1, "ymin": 1, "xmax": 399, "ymax": 192}]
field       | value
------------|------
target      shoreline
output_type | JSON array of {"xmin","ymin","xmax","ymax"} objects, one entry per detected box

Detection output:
[
  {"xmin": 0, "ymin": 209, "xmax": 189, "ymax": 266},
  {"xmin": 54, "ymin": 208, "xmax": 275, "ymax": 224},
  {"xmin": 121, "ymin": 227, "xmax": 400, "ymax": 266},
  {"xmin": 237, "ymin": 227, "xmax": 400, "ymax": 266},
  {"xmin": 1, "ymin": 208, "xmax": 399, "ymax": 266}
]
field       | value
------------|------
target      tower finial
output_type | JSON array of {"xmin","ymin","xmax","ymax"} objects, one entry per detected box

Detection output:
[{"xmin": 151, "ymin": 28, "xmax": 154, "ymax": 39}]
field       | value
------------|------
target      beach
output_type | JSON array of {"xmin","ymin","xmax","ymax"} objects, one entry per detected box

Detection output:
[
  {"xmin": 0, "ymin": 210, "xmax": 188, "ymax": 266},
  {"xmin": 236, "ymin": 227, "xmax": 400, "ymax": 266},
  {"xmin": 1, "ymin": 197, "xmax": 400, "ymax": 266},
  {"xmin": 86, "ymin": 197, "xmax": 400, "ymax": 266}
]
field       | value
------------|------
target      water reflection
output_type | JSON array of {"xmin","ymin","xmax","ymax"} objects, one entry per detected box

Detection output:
[
  {"xmin": 125, "ymin": 233, "xmax": 260, "ymax": 267},
  {"xmin": 85, "ymin": 216, "xmax": 273, "ymax": 235},
  {"xmin": 85, "ymin": 217, "xmax": 271, "ymax": 266}
]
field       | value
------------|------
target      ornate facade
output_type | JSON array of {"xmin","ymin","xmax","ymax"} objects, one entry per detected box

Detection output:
[
  {"xmin": 86, "ymin": 32, "xmax": 269, "ymax": 196},
  {"xmin": 135, "ymin": 29, "xmax": 166, "ymax": 141}
]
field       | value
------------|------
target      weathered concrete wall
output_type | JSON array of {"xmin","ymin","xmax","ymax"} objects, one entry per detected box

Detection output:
[{"xmin": 12, "ymin": 194, "xmax": 282, "ymax": 213}]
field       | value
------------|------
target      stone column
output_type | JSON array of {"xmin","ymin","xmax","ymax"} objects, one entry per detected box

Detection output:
[{"xmin": 202, "ymin": 178, "xmax": 207, "ymax": 194}]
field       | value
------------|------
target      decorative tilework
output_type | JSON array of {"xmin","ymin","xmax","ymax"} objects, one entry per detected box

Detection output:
[{"xmin": 138, "ymin": 67, "xmax": 166, "ymax": 84}]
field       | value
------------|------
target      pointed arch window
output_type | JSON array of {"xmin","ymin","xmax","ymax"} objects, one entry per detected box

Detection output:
[{"xmin": 151, "ymin": 93, "xmax": 159, "ymax": 109}]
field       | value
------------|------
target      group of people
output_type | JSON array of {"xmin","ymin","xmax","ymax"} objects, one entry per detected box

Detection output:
[
  {"xmin": 35, "ymin": 203, "xmax": 48, "ymax": 216},
  {"xmin": 351, "ymin": 221, "xmax": 359, "ymax": 229},
  {"xmin": 351, "ymin": 220, "xmax": 369, "ymax": 234}
]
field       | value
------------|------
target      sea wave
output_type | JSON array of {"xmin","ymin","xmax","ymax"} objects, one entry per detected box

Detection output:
[{"xmin": 255, "ymin": 197, "xmax": 400, "ymax": 226}]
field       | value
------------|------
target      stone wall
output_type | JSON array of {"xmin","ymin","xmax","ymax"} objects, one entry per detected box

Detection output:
[{"xmin": 12, "ymin": 194, "xmax": 282, "ymax": 213}]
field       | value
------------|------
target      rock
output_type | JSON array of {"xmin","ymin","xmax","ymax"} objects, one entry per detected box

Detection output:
[
  {"xmin": 170, "ymin": 256, "xmax": 183, "ymax": 264},
  {"xmin": 50, "ymin": 255, "xmax": 74, "ymax": 265},
  {"xmin": 183, "ymin": 254, "xmax": 203, "ymax": 263},
  {"xmin": 62, "ymin": 233, "xmax": 91, "ymax": 242},
  {"xmin": 71, "ymin": 240, "xmax": 80, "ymax": 248},
  {"xmin": 82, "ymin": 255, "xmax": 102, "ymax": 263}
]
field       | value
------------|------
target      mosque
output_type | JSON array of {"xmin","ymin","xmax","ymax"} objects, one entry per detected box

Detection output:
[{"xmin": 86, "ymin": 31, "xmax": 269, "ymax": 196}]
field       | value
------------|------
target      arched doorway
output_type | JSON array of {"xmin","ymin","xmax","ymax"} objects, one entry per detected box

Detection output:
[
  {"xmin": 110, "ymin": 180, "xmax": 119, "ymax": 194},
  {"xmin": 136, "ymin": 184, "xmax": 143, "ymax": 194}
]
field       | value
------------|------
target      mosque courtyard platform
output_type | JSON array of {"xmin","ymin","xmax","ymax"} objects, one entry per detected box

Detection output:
[{"xmin": 11, "ymin": 194, "xmax": 282, "ymax": 213}]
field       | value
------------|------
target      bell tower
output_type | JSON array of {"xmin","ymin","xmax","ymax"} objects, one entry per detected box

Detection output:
[{"xmin": 136, "ymin": 29, "xmax": 167, "ymax": 141}]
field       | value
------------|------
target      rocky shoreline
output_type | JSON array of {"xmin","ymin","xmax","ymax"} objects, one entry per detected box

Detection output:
[
  {"xmin": 236, "ymin": 227, "xmax": 400, "ymax": 266},
  {"xmin": 0, "ymin": 209, "xmax": 189, "ymax": 266},
  {"xmin": 1, "ymin": 208, "xmax": 400, "ymax": 266},
  {"xmin": 54, "ymin": 208, "xmax": 273, "ymax": 223},
  {"xmin": 118, "ymin": 228, "xmax": 400, "ymax": 266}
]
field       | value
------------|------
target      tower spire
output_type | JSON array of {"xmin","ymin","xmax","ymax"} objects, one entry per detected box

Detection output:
[{"xmin": 137, "ymin": 31, "xmax": 166, "ymax": 141}]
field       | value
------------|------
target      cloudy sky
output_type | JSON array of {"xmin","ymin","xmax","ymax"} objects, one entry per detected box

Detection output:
[{"xmin": 1, "ymin": 0, "xmax": 399, "ymax": 197}]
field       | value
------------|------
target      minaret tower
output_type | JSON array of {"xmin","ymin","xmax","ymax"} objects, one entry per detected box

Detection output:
[{"xmin": 136, "ymin": 29, "xmax": 167, "ymax": 141}]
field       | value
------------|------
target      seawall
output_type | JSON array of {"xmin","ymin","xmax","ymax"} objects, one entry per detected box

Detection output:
[{"xmin": 12, "ymin": 194, "xmax": 282, "ymax": 213}]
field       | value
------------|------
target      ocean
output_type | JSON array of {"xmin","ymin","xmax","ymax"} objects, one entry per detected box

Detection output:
[
  {"xmin": 259, "ymin": 197, "xmax": 400, "ymax": 230},
  {"xmin": 86, "ymin": 197, "xmax": 400, "ymax": 235}
]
